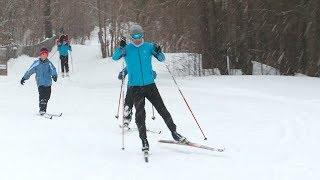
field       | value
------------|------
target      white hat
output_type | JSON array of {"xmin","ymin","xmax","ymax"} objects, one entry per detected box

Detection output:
[{"xmin": 130, "ymin": 24, "xmax": 144, "ymax": 35}]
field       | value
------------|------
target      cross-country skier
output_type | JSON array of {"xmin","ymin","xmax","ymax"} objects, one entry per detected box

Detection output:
[
  {"xmin": 20, "ymin": 48, "xmax": 58, "ymax": 115},
  {"xmin": 112, "ymin": 24, "xmax": 187, "ymax": 152},
  {"xmin": 118, "ymin": 66, "xmax": 157, "ymax": 127},
  {"xmin": 57, "ymin": 34, "xmax": 72, "ymax": 77}
]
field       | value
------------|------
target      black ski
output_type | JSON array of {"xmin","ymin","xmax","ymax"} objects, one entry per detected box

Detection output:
[{"xmin": 159, "ymin": 140, "xmax": 225, "ymax": 152}]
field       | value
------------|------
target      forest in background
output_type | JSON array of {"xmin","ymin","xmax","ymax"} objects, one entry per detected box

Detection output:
[{"xmin": 1, "ymin": 0, "xmax": 320, "ymax": 76}]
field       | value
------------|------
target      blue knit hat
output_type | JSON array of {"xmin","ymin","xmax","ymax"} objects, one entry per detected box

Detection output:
[{"xmin": 130, "ymin": 24, "xmax": 144, "ymax": 39}]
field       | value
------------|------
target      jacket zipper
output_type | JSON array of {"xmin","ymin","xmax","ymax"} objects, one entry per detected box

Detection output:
[{"xmin": 137, "ymin": 47, "xmax": 145, "ymax": 85}]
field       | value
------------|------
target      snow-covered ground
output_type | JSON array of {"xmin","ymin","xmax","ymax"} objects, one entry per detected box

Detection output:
[{"xmin": 1, "ymin": 36, "xmax": 320, "ymax": 180}]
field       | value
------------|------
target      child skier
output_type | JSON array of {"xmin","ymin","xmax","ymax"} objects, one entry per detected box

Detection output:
[
  {"xmin": 57, "ymin": 35, "xmax": 72, "ymax": 77},
  {"xmin": 112, "ymin": 24, "xmax": 187, "ymax": 153},
  {"xmin": 20, "ymin": 48, "xmax": 58, "ymax": 115}
]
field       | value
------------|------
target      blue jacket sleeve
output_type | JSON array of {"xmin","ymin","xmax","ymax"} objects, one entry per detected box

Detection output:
[
  {"xmin": 57, "ymin": 43, "xmax": 61, "ymax": 52},
  {"xmin": 123, "ymin": 67, "xmax": 128, "ymax": 74},
  {"xmin": 112, "ymin": 47, "xmax": 125, "ymax": 61},
  {"xmin": 151, "ymin": 44, "xmax": 165, "ymax": 62},
  {"xmin": 23, "ymin": 61, "xmax": 38, "ymax": 80},
  {"xmin": 49, "ymin": 62, "xmax": 58, "ymax": 77},
  {"xmin": 153, "ymin": 71, "xmax": 157, "ymax": 79},
  {"xmin": 153, "ymin": 52, "xmax": 165, "ymax": 62},
  {"xmin": 68, "ymin": 44, "xmax": 72, "ymax": 51}
]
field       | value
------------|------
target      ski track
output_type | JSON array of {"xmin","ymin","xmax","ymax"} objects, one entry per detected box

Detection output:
[{"xmin": 1, "ymin": 33, "xmax": 320, "ymax": 180}]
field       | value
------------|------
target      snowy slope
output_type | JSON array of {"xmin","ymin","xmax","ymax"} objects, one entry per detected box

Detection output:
[{"xmin": 1, "ymin": 37, "xmax": 320, "ymax": 180}]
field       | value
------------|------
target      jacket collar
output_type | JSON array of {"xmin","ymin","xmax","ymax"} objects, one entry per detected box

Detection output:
[
  {"xmin": 39, "ymin": 58, "xmax": 49, "ymax": 63},
  {"xmin": 131, "ymin": 39, "xmax": 144, "ymax": 48}
]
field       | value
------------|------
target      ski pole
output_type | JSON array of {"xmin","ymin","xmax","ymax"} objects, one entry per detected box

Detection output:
[
  {"xmin": 121, "ymin": 62, "xmax": 126, "ymax": 150},
  {"xmin": 48, "ymin": 49, "xmax": 60, "ymax": 74},
  {"xmin": 115, "ymin": 75, "xmax": 124, "ymax": 119},
  {"xmin": 48, "ymin": 50, "xmax": 57, "ymax": 59},
  {"xmin": 70, "ymin": 52, "xmax": 74, "ymax": 74},
  {"xmin": 151, "ymin": 105, "xmax": 156, "ymax": 120},
  {"xmin": 121, "ymin": 81, "xmax": 125, "ymax": 150},
  {"xmin": 165, "ymin": 64, "xmax": 208, "ymax": 140}
]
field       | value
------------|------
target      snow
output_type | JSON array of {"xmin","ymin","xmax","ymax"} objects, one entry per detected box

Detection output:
[{"xmin": 1, "ymin": 35, "xmax": 320, "ymax": 180}]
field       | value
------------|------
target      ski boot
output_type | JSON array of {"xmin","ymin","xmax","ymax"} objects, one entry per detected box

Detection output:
[
  {"xmin": 39, "ymin": 110, "xmax": 46, "ymax": 116},
  {"xmin": 171, "ymin": 131, "xmax": 188, "ymax": 144},
  {"xmin": 122, "ymin": 106, "xmax": 132, "ymax": 128},
  {"xmin": 142, "ymin": 139, "xmax": 149, "ymax": 163},
  {"xmin": 123, "ymin": 118, "xmax": 131, "ymax": 128},
  {"xmin": 142, "ymin": 139, "xmax": 149, "ymax": 151}
]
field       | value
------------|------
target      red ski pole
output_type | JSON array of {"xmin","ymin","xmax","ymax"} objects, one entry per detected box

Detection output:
[{"xmin": 165, "ymin": 64, "xmax": 208, "ymax": 140}]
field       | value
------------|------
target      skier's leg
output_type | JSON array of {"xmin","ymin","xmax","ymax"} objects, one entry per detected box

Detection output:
[
  {"xmin": 133, "ymin": 87, "xmax": 148, "ymax": 150},
  {"xmin": 43, "ymin": 86, "xmax": 51, "ymax": 112},
  {"xmin": 126, "ymin": 86, "xmax": 134, "ymax": 110},
  {"xmin": 123, "ymin": 86, "xmax": 134, "ymax": 125},
  {"xmin": 145, "ymin": 84, "xmax": 176, "ymax": 132},
  {"xmin": 38, "ymin": 86, "xmax": 46, "ymax": 114},
  {"xmin": 60, "ymin": 56, "xmax": 65, "ymax": 74},
  {"xmin": 65, "ymin": 56, "xmax": 70, "ymax": 75},
  {"xmin": 146, "ymin": 84, "xmax": 187, "ymax": 142}
]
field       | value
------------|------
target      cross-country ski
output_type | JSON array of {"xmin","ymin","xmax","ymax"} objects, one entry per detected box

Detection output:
[
  {"xmin": 159, "ymin": 140, "xmax": 225, "ymax": 152},
  {"xmin": 37, "ymin": 112, "xmax": 62, "ymax": 119}
]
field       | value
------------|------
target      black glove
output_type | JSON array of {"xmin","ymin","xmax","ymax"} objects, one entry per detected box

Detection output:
[
  {"xmin": 52, "ymin": 76, "xmax": 57, "ymax": 82},
  {"xmin": 154, "ymin": 44, "xmax": 162, "ymax": 54},
  {"xmin": 118, "ymin": 69, "xmax": 128, "ymax": 80},
  {"xmin": 20, "ymin": 78, "xmax": 25, "ymax": 85},
  {"xmin": 120, "ymin": 37, "xmax": 127, "ymax": 48}
]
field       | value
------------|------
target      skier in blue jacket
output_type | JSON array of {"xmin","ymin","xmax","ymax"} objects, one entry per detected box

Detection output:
[
  {"xmin": 112, "ymin": 24, "xmax": 187, "ymax": 152},
  {"xmin": 20, "ymin": 48, "xmax": 58, "ymax": 115},
  {"xmin": 57, "ymin": 35, "xmax": 72, "ymax": 77},
  {"xmin": 118, "ymin": 66, "xmax": 157, "ymax": 127}
]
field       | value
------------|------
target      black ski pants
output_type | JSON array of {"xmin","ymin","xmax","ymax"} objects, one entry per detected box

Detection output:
[
  {"xmin": 38, "ymin": 86, "xmax": 51, "ymax": 112},
  {"xmin": 60, "ymin": 55, "xmax": 69, "ymax": 73},
  {"xmin": 132, "ymin": 83, "xmax": 176, "ymax": 140},
  {"xmin": 123, "ymin": 86, "xmax": 134, "ymax": 119}
]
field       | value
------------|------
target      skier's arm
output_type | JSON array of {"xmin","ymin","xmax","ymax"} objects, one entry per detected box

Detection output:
[
  {"xmin": 152, "ymin": 44, "xmax": 165, "ymax": 62},
  {"xmin": 153, "ymin": 52, "xmax": 165, "ymax": 62},
  {"xmin": 57, "ymin": 43, "xmax": 61, "ymax": 51},
  {"xmin": 121, "ymin": 67, "xmax": 128, "ymax": 74},
  {"xmin": 112, "ymin": 47, "xmax": 126, "ymax": 61},
  {"xmin": 118, "ymin": 67, "xmax": 128, "ymax": 80},
  {"xmin": 68, "ymin": 44, "xmax": 72, "ymax": 51},
  {"xmin": 49, "ymin": 62, "xmax": 58, "ymax": 77},
  {"xmin": 153, "ymin": 71, "xmax": 157, "ymax": 79},
  {"xmin": 22, "ymin": 61, "xmax": 38, "ymax": 80}
]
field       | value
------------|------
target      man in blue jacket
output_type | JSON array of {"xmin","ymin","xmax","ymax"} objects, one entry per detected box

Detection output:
[
  {"xmin": 112, "ymin": 24, "xmax": 187, "ymax": 152},
  {"xmin": 57, "ymin": 35, "xmax": 72, "ymax": 77},
  {"xmin": 20, "ymin": 48, "xmax": 58, "ymax": 115},
  {"xmin": 118, "ymin": 66, "xmax": 157, "ymax": 127}
]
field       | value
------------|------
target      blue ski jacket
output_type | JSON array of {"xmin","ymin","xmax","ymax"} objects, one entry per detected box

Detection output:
[
  {"xmin": 57, "ymin": 42, "xmax": 72, "ymax": 56},
  {"xmin": 120, "ymin": 67, "xmax": 157, "ymax": 80},
  {"xmin": 112, "ymin": 42, "xmax": 165, "ymax": 86},
  {"xmin": 22, "ymin": 59, "xmax": 57, "ymax": 87}
]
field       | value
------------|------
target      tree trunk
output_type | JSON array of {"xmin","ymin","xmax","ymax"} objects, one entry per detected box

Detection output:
[
  {"xmin": 44, "ymin": 0, "xmax": 53, "ymax": 38},
  {"xmin": 199, "ymin": 0, "xmax": 212, "ymax": 69}
]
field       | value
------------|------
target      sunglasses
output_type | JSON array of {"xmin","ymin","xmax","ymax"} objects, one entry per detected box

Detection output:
[{"xmin": 131, "ymin": 33, "xmax": 143, "ymax": 40}]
